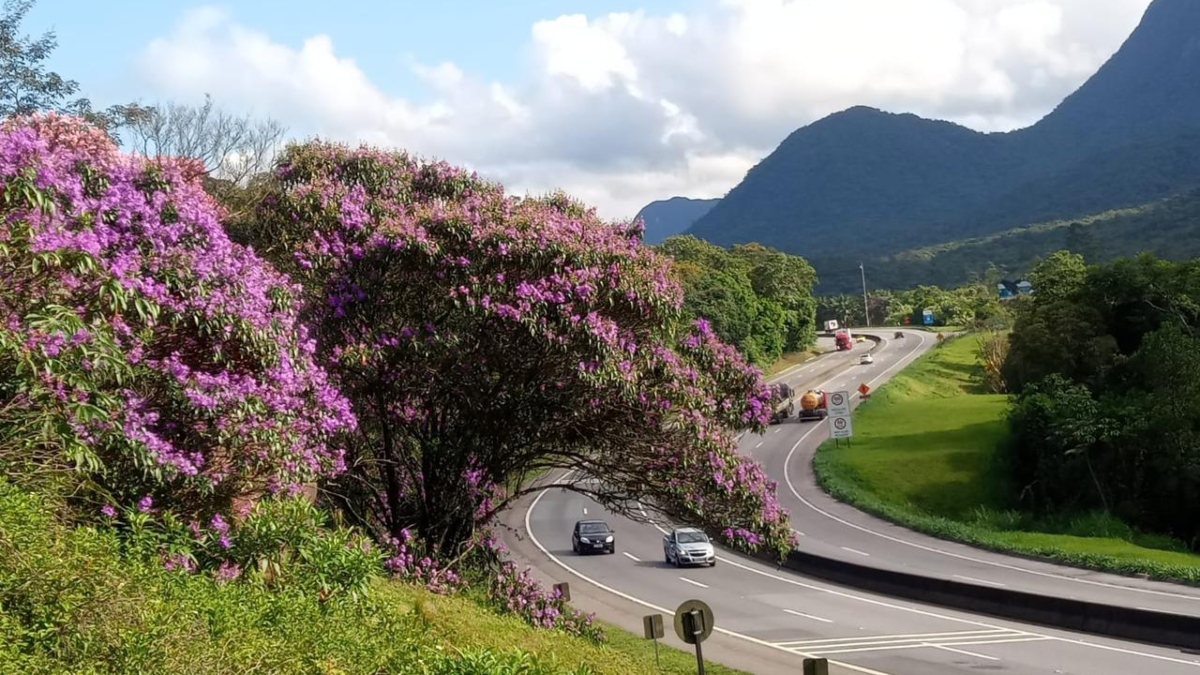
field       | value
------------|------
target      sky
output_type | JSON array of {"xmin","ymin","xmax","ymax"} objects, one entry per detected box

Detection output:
[{"xmin": 29, "ymin": 0, "xmax": 1155, "ymax": 221}]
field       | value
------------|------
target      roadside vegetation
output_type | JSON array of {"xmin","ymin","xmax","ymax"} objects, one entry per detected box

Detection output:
[
  {"xmin": 814, "ymin": 268, "xmax": 1200, "ymax": 583},
  {"xmin": 655, "ymin": 235, "xmax": 820, "ymax": 367},
  {"xmin": 0, "ymin": 5, "xmax": 795, "ymax": 672}
]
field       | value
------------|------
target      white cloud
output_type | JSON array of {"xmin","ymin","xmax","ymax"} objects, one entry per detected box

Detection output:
[{"xmin": 134, "ymin": 0, "xmax": 1153, "ymax": 221}]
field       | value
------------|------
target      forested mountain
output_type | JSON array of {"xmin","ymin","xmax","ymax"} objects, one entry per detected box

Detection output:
[
  {"xmin": 676, "ymin": 0, "xmax": 1200, "ymax": 274},
  {"xmin": 634, "ymin": 197, "xmax": 719, "ymax": 244}
]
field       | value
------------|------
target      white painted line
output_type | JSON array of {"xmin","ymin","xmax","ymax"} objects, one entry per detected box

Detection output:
[
  {"xmin": 623, "ymin": 552, "xmax": 641, "ymax": 562},
  {"xmin": 929, "ymin": 643, "xmax": 1000, "ymax": 661},
  {"xmin": 953, "ymin": 575, "xmax": 1007, "ymax": 588},
  {"xmin": 773, "ymin": 428, "xmax": 781, "ymax": 434},
  {"xmin": 582, "ymin": 507, "xmax": 587, "ymax": 515},
  {"xmin": 755, "ymin": 442, "xmax": 764, "ymax": 449},
  {"xmin": 784, "ymin": 608, "xmax": 833, "ymax": 623},
  {"xmin": 777, "ymin": 629, "xmax": 1010, "ymax": 647},
  {"xmin": 781, "ymin": 331, "xmax": 1200, "ymax": 604},
  {"xmin": 679, "ymin": 576, "xmax": 709, "ymax": 589},
  {"xmin": 841, "ymin": 546, "xmax": 871, "ymax": 557},
  {"xmin": 523, "ymin": 474, "xmax": 896, "ymax": 675}
]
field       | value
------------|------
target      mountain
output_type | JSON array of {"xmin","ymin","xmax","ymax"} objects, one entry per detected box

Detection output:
[
  {"xmin": 634, "ymin": 197, "xmax": 720, "ymax": 244},
  {"xmin": 684, "ymin": 0, "xmax": 1200, "ymax": 274}
]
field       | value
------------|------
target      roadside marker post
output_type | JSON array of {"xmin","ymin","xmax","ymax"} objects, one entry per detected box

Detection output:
[
  {"xmin": 553, "ymin": 582, "xmax": 570, "ymax": 602},
  {"xmin": 803, "ymin": 657, "xmax": 830, "ymax": 675},
  {"xmin": 642, "ymin": 613, "xmax": 664, "ymax": 668}
]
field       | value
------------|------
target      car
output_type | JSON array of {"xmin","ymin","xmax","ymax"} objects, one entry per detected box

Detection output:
[
  {"xmin": 894, "ymin": 331, "xmax": 905, "ymax": 339},
  {"xmin": 663, "ymin": 527, "xmax": 716, "ymax": 567},
  {"xmin": 572, "ymin": 519, "xmax": 615, "ymax": 554},
  {"xmin": 856, "ymin": 335, "xmax": 867, "ymax": 343},
  {"xmin": 860, "ymin": 353, "xmax": 874, "ymax": 364}
]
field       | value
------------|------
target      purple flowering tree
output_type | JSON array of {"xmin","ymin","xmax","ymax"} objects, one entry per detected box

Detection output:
[
  {"xmin": 0, "ymin": 113, "xmax": 356, "ymax": 514},
  {"xmin": 253, "ymin": 141, "xmax": 795, "ymax": 560}
]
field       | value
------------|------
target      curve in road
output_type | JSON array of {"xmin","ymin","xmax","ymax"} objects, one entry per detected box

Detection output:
[
  {"xmin": 511, "ymin": 333, "xmax": 1200, "ymax": 674},
  {"xmin": 757, "ymin": 330, "xmax": 1200, "ymax": 615}
]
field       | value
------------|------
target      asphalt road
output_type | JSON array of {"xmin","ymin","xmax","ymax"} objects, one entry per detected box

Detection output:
[
  {"xmin": 506, "ymin": 330, "xmax": 1200, "ymax": 674},
  {"xmin": 757, "ymin": 330, "xmax": 1200, "ymax": 617}
]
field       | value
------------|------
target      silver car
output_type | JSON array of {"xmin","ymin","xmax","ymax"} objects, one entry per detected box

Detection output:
[{"xmin": 663, "ymin": 527, "xmax": 716, "ymax": 567}]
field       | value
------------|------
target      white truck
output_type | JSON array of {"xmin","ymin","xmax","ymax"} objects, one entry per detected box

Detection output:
[{"xmin": 823, "ymin": 319, "xmax": 839, "ymax": 335}]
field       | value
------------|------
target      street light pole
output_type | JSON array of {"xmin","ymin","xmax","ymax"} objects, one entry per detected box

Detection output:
[{"xmin": 860, "ymin": 263, "xmax": 870, "ymax": 327}]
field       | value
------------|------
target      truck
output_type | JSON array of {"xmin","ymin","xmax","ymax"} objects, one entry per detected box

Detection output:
[
  {"xmin": 769, "ymin": 382, "xmax": 796, "ymax": 424},
  {"xmin": 834, "ymin": 329, "xmax": 853, "ymax": 351},
  {"xmin": 797, "ymin": 389, "xmax": 829, "ymax": 422},
  {"xmin": 822, "ymin": 319, "xmax": 839, "ymax": 335}
]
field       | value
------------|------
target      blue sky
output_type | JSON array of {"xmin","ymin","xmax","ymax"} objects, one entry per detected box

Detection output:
[
  {"xmin": 22, "ymin": 0, "xmax": 1153, "ymax": 219},
  {"xmin": 30, "ymin": 0, "xmax": 690, "ymax": 109}
]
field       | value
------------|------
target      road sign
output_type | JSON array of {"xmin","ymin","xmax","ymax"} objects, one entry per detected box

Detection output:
[
  {"xmin": 827, "ymin": 389, "xmax": 854, "ymax": 439},
  {"xmin": 827, "ymin": 391, "xmax": 851, "ymax": 417},
  {"xmin": 830, "ymin": 415, "xmax": 853, "ymax": 438},
  {"xmin": 858, "ymin": 382, "xmax": 871, "ymax": 397},
  {"xmin": 643, "ymin": 614, "xmax": 664, "ymax": 640},
  {"xmin": 673, "ymin": 599, "xmax": 714, "ymax": 644}
]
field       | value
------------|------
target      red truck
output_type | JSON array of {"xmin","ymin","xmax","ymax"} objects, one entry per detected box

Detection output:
[{"xmin": 835, "ymin": 330, "xmax": 853, "ymax": 351}]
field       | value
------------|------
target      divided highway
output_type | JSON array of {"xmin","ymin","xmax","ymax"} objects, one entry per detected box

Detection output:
[{"xmin": 501, "ymin": 330, "xmax": 1200, "ymax": 674}]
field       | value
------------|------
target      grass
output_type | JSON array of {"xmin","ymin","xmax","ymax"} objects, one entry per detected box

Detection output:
[
  {"xmin": 384, "ymin": 585, "xmax": 750, "ymax": 675},
  {"xmin": 813, "ymin": 333, "xmax": 1200, "ymax": 585},
  {"xmin": 766, "ymin": 348, "xmax": 824, "ymax": 377},
  {"xmin": 0, "ymin": 478, "xmax": 750, "ymax": 675}
]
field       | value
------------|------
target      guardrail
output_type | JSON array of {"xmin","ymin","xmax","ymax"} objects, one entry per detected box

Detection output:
[{"xmin": 738, "ymin": 546, "xmax": 1200, "ymax": 652}]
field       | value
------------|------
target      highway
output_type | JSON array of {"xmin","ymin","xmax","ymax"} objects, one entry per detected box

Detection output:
[
  {"xmin": 501, "ymin": 330, "xmax": 1200, "ymax": 674},
  {"xmin": 763, "ymin": 331, "xmax": 1200, "ymax": 616}
]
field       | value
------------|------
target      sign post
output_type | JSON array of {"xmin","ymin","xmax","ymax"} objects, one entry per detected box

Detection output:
[
  {"xmin": 643, "ymin": 613, "xmax": 664, "ymax": 668},
  {"xmin": 674, "ymin": 599, "xmax": 714, "ymax": 675},
  {"xmin": 827, "ymin": 390, "xmax": 853, "ymax": 446}
]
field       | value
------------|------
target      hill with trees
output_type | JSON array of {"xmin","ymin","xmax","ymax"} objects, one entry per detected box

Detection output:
[
  {"xmin": 634, "ymin": 197, "xmax": 719, "ymax": 244},
  {"xmin": 672, "ymin": 0, "xmax": 1200, "ymax": 279}
]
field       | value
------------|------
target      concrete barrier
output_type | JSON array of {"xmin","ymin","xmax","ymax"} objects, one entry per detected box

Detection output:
[{"xmin": 741, "ymin": 546, "xmax": 1200, "ymax": 652}]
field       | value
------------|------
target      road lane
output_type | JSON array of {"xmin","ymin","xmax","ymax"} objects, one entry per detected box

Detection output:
[
  {"xmin": 528, "ymin": 486, "xmax": 1200, "ymax": 675},
  {"xmin": 751, "ymin": 329, "xmax": 1200, "ymax": 615}
]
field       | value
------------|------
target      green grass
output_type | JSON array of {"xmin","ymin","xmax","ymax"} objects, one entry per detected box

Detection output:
[
  {"xmin": 766, "ymin": 348, "xmax": 824, "ymax": 377},
  {"xmin": 0, "ymin": 480, "xmax": 751, "ymax": 675},
  {"xmin": 813, "ymin": 333, "xmax": 1200, "ymax": 585}
]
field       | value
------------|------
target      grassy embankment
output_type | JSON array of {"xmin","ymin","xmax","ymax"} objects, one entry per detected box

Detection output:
[
  {"xmin": 813, "ymin": 333, "xmax": 1200, "ymax": 584},
  {"xmin": 766, "ymin": 348, "xmax": 825, "ymax": 377},
  {"xmin": 0, "ymin": 480, "xmax": 750, "ymax": 675}
]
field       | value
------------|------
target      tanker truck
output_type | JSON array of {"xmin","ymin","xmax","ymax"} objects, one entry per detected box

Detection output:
[
  {"xmin": 797, "ymin": 389, "xmax": 829, "ymax": 422},
  {"xmin": 769, "ymin": 382, "xmax": 796, "ymax": 424}
]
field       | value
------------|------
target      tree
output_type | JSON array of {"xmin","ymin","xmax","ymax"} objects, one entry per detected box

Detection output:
[
  {"xmin": 0, "ymin": 113, "xmax": 355, "ymax": 516},
  {"xmin": 0, "ymin": 1, "xmax": 145, "ymax": 137},
  {"xmin": 1028, "ymin": 250, "xmax": 1087, "ymax": 304},
  {"xmin": 121, "ymin": 94, "xmax": 287, "ymax": 187},
  {"xmin": 251, "ymin": 141, "xmax": 796, "ymax": 560}
]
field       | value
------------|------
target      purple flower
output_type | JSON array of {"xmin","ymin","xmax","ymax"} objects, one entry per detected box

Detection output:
[
  {"xmin": 137, "ymin": 495, "xmax": 154, "ymax": 512},
  {"xmin": 100, "ymin": 504, "xmax": 117, "ymax": 518}
]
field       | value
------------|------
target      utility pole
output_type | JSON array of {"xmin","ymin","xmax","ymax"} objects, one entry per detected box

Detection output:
[{"xmin": 860, "ymin": 262, "xmax": 870, "ymax": 327}]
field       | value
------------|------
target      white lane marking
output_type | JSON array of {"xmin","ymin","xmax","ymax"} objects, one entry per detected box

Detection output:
[
  {"xmin": 523, "ymin": 477, "xmax": 896, "ymax": 675},
  {"xmin": 773, "ymin": 428, "xmax": 781, "ymax": 434},
  {"xmin": 643, "ymin": 516, "xmax": 1200, "ymax": 667},
  {"xmin": 623, "ymin": 552, "xmax": 641, "ymax": 562},
  {"xmin": 782, "ymin": 332, "xmax": 1200, "ymax": 603},
  {"xmin": 784, "ymin": 608, "xmax": 833, "ymax": 623},
  {"xmin": 817, "ymin": 636, "xmax": 1052, "ymax": 655},
  {"xmin": 679, "ymin": 577, "xmax": 709, "ymax": 589},
  {"xmin": 756, "ymin": 442, "xmax": 764, "ymax": 449},
  {"xmin": 582, "ymin": 507, "xmax": 587, "ymax": 514},
  {"xmin": 778, "ymin": 629, "xmax": 1013, "ymax": 647},
  {"xmin": 954, "ymin": 575, "xmax": 1008, "ymax": 588},
  {"xmin": 841, "ymin": 547, "xmax": 871, "ymax": 557},
  {"xmin": 929, "ymin": 643, "xmax": 1000, "ymax": 661}
]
